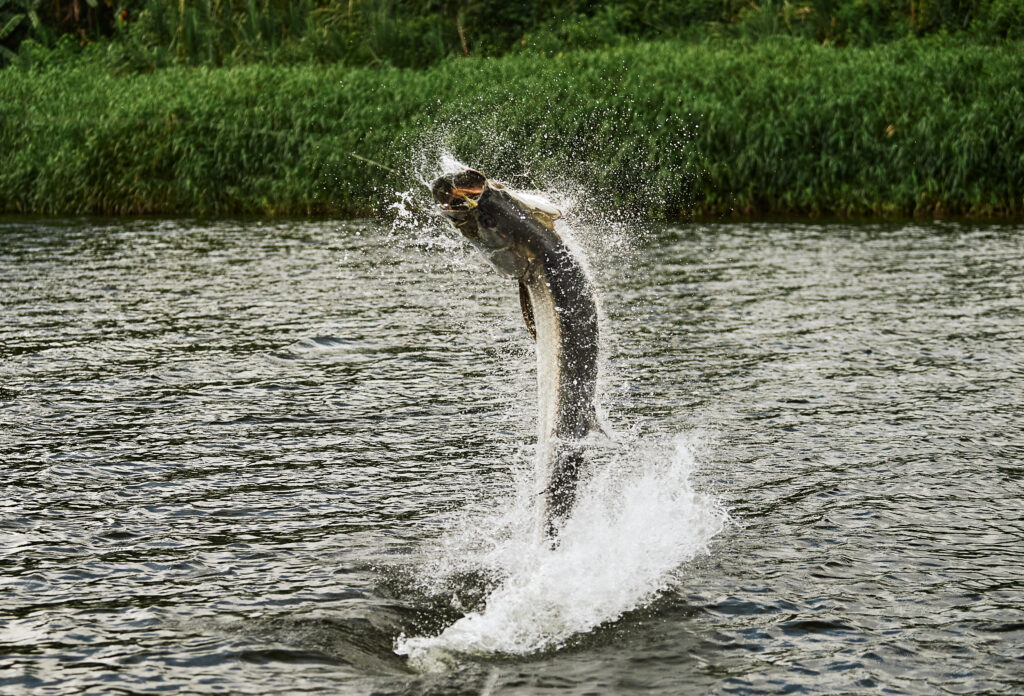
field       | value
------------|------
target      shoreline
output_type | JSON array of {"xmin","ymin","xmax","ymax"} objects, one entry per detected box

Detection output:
[{"xmin": 2, "ymin": 37, "xmax": 1022, "ymax": 219}]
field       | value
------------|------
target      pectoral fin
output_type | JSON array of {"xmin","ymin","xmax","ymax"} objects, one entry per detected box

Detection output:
[{"xmin": 519, "ymin": 281, "xmax": 536, "ymax": 341}]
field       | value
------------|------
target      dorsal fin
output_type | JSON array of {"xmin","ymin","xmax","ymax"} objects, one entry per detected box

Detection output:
[{"xmin": 518, "ymin": 281, "xmax": 536, "ymax": 341}]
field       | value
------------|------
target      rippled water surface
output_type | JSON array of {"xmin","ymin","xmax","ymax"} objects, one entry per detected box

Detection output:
[{"xmin": 2, "ymin": 217, "xmax": 1023, "ymax": 694}]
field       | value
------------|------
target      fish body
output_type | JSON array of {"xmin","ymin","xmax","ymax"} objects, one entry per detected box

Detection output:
[{"xmin": 432, "ymin": 169, "xmax": 600, "ymax": 537}]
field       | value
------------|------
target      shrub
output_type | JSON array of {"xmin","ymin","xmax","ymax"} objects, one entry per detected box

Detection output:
[{"xmin": 1, "ymin": 38, "xmax": 1022, "ymax": 217}]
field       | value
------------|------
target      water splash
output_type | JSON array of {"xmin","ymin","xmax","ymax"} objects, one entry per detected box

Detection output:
[
  {"xmin": 388, "ymin": 146, "xmax": 635, "ymax": 284},
  {"xmin": 386, "ymin": 143, "xmax": 724, "ymax": 669},
  {"xmin": 394, "ymin": 433, "xmax": 729, "ymax": 671}
]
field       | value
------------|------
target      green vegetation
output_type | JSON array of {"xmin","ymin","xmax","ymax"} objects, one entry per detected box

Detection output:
[
  {"xmin": 2, "ymin": 0, "xmax": 1022, "ymax": 218},
  {"xmin": 2, "ymin": 37, "xmax": 1022, "ymax": 217},
  {"xmin": 2, "ymin": 0, "xmax": 1024, "ymax": 71}
]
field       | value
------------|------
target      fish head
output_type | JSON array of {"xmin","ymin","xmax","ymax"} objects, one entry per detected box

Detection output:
[{"xmin": 432, "ymin": 168, "xmax": 562, "ymax": 280}]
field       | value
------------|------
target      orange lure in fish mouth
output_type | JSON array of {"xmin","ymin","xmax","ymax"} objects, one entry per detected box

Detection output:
[{"xmin": 431, "ymin": 168, "xmax": 486, "ymax": 212}]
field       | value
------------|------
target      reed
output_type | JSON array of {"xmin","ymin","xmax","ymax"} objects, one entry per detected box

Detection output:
[
  {"xmin": 4, "ymin": 0, "xmax": 1023, "ymax": 70},
  {"xmin": 1, "ymin": 37, "xmax": 1022, "ymax": 217}
]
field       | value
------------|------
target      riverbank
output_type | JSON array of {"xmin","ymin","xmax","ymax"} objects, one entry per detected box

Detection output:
[{"xmin": 2, "ymin": 37, "xmax": 1022, "ymax": 218}]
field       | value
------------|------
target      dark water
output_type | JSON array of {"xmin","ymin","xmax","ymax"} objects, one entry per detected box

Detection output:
[{"xmin": 2, "ymin": 217, "xmax": 1022, "ymax": 694}]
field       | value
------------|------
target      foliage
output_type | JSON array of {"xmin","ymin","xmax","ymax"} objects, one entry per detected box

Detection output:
[
  {"xmin": 2, "ymin": 0, "xmax": 1024, "ymax": 70},
  {"xmin": 1, "ymin": 0, "xmax": 40, "ymax": 64},
  {"xmin": 1, "ymin": 37, "xmax": 1022, "ymax": 217}
]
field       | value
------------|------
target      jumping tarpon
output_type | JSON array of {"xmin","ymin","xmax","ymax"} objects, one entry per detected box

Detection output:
[{"xmin": 431, "ymin": 169, "xmax": 600, "ymax": 539}]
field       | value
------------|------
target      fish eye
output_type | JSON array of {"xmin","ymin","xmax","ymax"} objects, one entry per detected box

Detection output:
[{"xmin": 480, "ymin": 215, "xmax": 496, "ymax": 228}]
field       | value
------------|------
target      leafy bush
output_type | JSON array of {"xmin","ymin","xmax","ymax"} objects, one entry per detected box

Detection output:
[
  {"xmin": 2, "ymin": 0, "xmax": 1023, "ymax": 71},
  {"xmin": 1, "ymin": 0, "xmax": 41, "ymax": 64},
  {"xmin": 1, "ymin": 37, "xmax": 1022, "ymax": 217},
  {"xmin": 984, "ymin": 0, "xmax": 1024, "ymax": 37}
]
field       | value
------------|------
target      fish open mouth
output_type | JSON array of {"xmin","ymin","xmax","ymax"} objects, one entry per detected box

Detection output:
[{"xmin": 431, "ymin": 169, "xmax": 487, "ymax": 212}]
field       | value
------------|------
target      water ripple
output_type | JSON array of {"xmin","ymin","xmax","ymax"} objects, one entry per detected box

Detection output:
[{"xmin": 2, "ymin": 218, "xmax": 1022, "ymax": 694}]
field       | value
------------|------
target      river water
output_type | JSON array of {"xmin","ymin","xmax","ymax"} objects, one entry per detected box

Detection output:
[{"xmin": 2, "ymin": 216, "xmax": 1022, "ymax": 694}]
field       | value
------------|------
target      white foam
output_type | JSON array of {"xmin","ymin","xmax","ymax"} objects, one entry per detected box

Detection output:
[
  {"xmin": 394, "ymin": 433, "xmax": 728, "ymax": 671},
  {"xmin": 387, "ymin": 150, "xmax": 726, "ymax": 671}
]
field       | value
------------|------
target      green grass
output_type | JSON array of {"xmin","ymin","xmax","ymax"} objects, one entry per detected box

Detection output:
[
  {"xmin": 2, "ymin": 37, "xmax": 1023, "ymax": 217},
  {"xmin": 6, "ymin": 0, "xmax": 1024, "ymax": 72}
]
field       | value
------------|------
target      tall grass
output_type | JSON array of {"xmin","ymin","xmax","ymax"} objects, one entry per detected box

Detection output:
[
  {"xmin": 4, "ymin": 0, "xmax": 1024, "ymax": 70},
  {"xmin": 1, "ymin": 37, "xmax": 1022, "ymax": 217}
]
